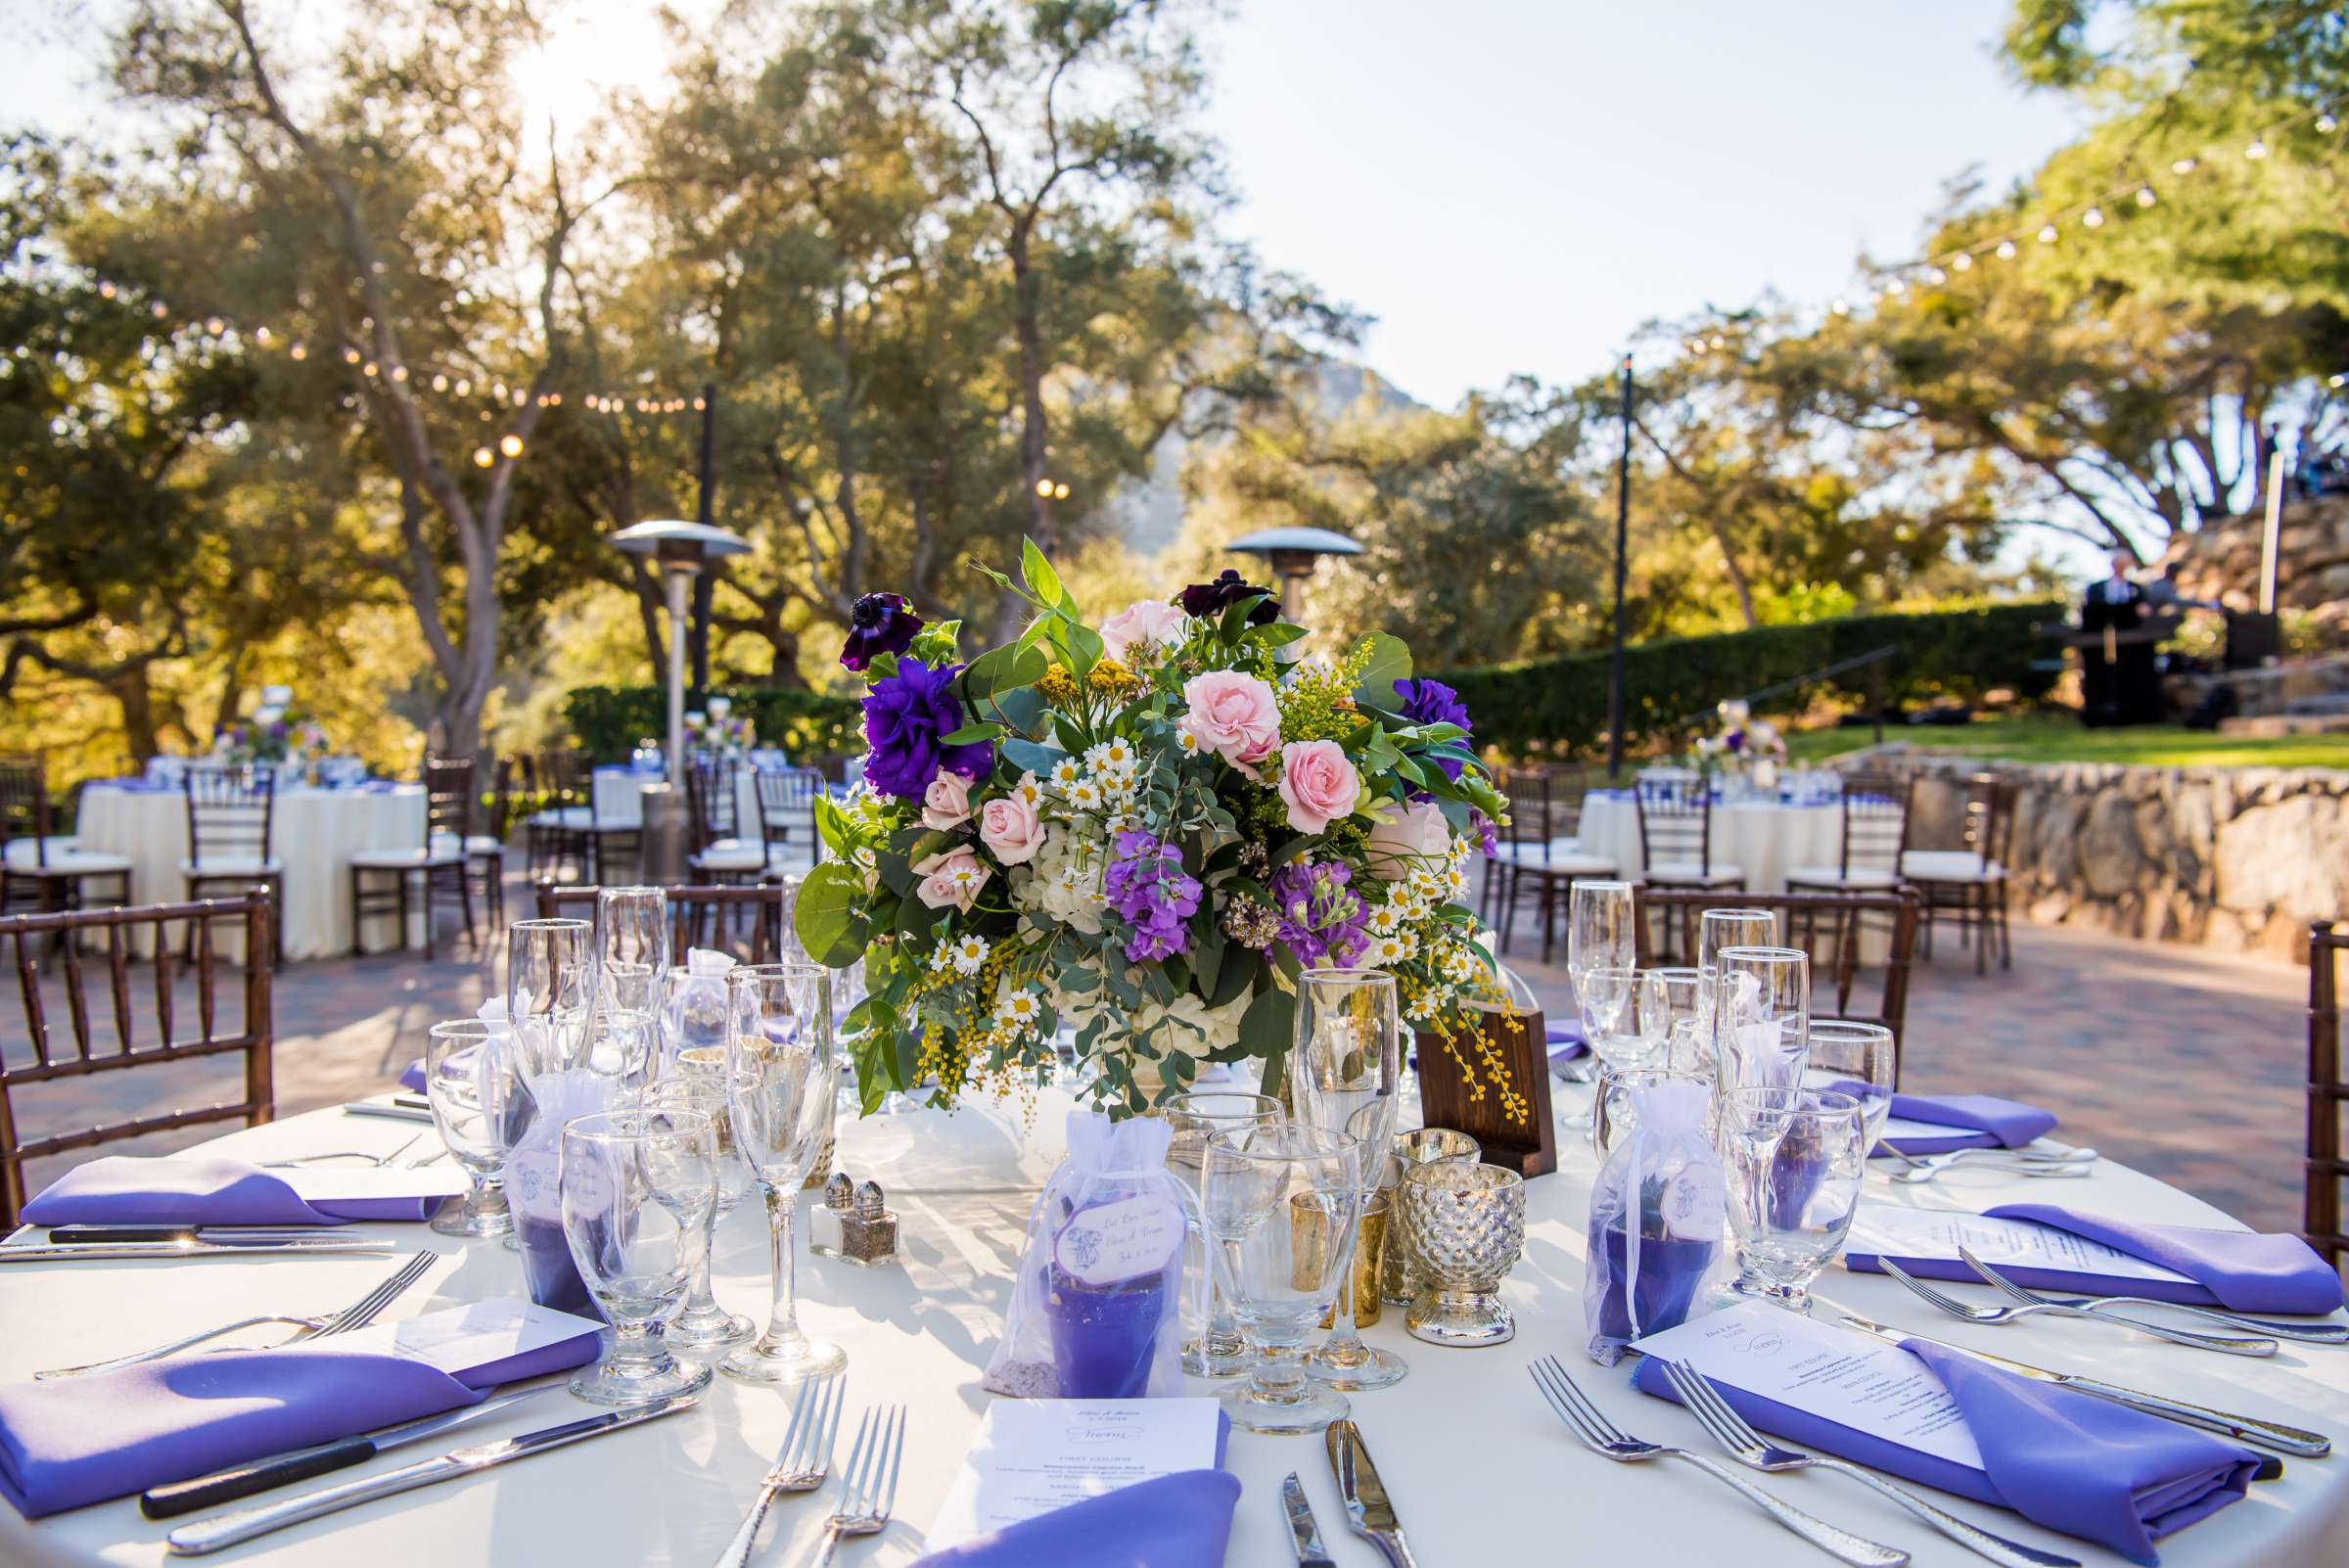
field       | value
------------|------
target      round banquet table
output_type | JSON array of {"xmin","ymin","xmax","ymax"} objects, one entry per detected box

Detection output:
[
  {"xmin": 6, "ymin": 1086, "xmax": 2347, "ymax": 1568},
  {"xmin": 73, "ymin": 784, "xmax": 428, "ymax": 961},
  {"xmin": 592, "ymin": 767, "xmax": 764, "ymax": 832},
  {"xmin": 1577, "ymin": 789, "xmax": 1847, "ymax": 894}
]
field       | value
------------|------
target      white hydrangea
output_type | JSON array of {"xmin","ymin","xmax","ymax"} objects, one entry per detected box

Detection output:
[{"xmin": 1024, "ymin": 825, "xmax": 1107, "ymax": 935}]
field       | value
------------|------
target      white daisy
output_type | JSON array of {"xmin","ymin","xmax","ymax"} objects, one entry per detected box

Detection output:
[
  {"xmin": 949, "ymin": 934, "xmax": 990, "ymax": 976},
  {"xmin": 1083, "ymin": 738, "xmax": 1138, "ymax": 773},
  {"xmin": 1365, "ymin": 905, "xmax": 1402, "ymax": 937},
  {"xmin": 1065, "ymin": 778, "xmax": 1104, "ymax": 812},
  {"xmin": 1369, "ymin": 934, "xmax": 1408, "ymax": 967},
  {"xmin": 994, "ymin": 988, "xmax": 1043, "ymax": 1029},
  {"xmin": 1048, "ymin": 759, "xmax": 1083, "ymax": 792},
  {"xmin": 1011, "ymin": 771, "xmax": 1044, "ymax": 808},
  {"xmin": 1174, "ymin": 729, "xmax": 1202, "ymax": 756}
]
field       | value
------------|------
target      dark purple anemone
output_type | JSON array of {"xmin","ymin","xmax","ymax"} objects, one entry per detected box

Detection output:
[
  {"xmin": 840, "ymin": 592, "xmax": 923, "ymax": 672},
  {"xmin": 1176, "ymin": 569, "xmax": 1281, "ymax": 625}
]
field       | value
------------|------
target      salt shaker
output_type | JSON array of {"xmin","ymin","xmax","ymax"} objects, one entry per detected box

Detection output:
[
  {"xmin": 809, "ymin": 1172, "xmax": 852, "ymax": 1259},
  {"xmin": 840, "ymin": 1179, "xmax": 898, "ymax": 1267}
]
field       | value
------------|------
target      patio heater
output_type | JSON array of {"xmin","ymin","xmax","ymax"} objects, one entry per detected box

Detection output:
[
  {"xmin": 1226, "ymin": 526, "xmax": 1363, "ymax": 625},
  {"xmin": 611, "ymin": 519, "xmax": 752, "ymax": 881}
]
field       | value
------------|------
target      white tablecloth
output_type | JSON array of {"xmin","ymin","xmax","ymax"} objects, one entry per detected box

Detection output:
[
  {"xmin": 74, "ymin": 784, "xmax": 427, "ymax": 960},
  {"xmin": 6, "ymin": 1083, "xmax": 2346, "ymax": 1568},
  {"xmin": 1579, "ymin": 790, "xmax": 1847, "ymax": 893},
  {"xmin": 591, "ymin": 767, "xmax": 761, "ymax": 832}
]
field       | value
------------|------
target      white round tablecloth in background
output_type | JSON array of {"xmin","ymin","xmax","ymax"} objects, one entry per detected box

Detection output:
[
  {"xmin": 1578, "ymin": 790, "xmax": 1846, "ymax": 893},
  {"xmin": 591, "ymin": 766, "xmax": 761, "ymax": 831},
  {"xmin": 74, "ymin": 784, "xmax": 427, "ymax": 960},
  {"xmin": 6, "ymin": 1081, "xmax": 2346, "ymax": 1568}
]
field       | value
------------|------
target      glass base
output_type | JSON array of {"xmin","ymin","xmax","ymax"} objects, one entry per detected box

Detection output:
[
  {"xmin": 668, "ymin": 1304, "xmax": 756, "ymax": 1352},
  {"xmin": 719, "ymin": 1331, "xmax": 848, "ymax": 1385},
  {"xmin": 570, "ymin": 1351, "xmax": 712, "ymax": 1407},
  {"xmin": 1221, "ymin": 1377, "xmax": 1350, "ymax": 1435},
  {"xmin": 1712, "ymin": 1273, "xmax": 1817, "ymax": 1314},
  {"xmin": 1405, "ymin": 1287, "xmax": 1515, "ymax": 1347},
  {"xmin": 1305, "ymin": 1340, "xmax": 1408, "ymax": 1391},
  {"xmin": 430, "ymin": 1190, "xmax": 513, "ymax": 1237},
  {"xmin": 1182, "ymin": 1333, "xmax": 1255, "ymax": 1379}
]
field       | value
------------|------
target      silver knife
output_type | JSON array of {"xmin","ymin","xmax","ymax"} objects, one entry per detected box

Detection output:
[
  {"xmin": 1841, "ymin": 1314, "xmax": 2330, "ymax": 1458},
  {"xmin": 1325, "ymin": 1419, "xmax": 1420, "ymax": 1568},
  {"xmin": 0, "ymin": 1238, "xmax": 393, "ymax": 1263},
  {"xmin": 1281, "ymin": 1471, "xmax": 1338, "ymax": 1568},
  {"xmin": 164, "ymin": 1393, "xmax": 701, "ymax": 1555}
]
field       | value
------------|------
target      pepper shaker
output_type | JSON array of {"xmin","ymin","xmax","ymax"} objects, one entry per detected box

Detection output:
[
  {"xmin": 809, "ymin": 1172, "xmax": 852, "ymax": 1259},
  {"xmin": 840, "ymin": 1178, "xmax": 898, "ymax": 1267}
]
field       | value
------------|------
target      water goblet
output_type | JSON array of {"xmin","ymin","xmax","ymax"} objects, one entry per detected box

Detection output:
[
  {"xmin": 1164, "ymin": 1091, "xmax": 1285, "ymax": 1377},
  {"xmin": 1578, "ymin": 964, "xmax": 1639, "ymax": 1067},
  {"xmin": 641, "ymin": 1075, "xmax": 756, "ymax": 1351},
  {"xmin": 423, "ymin": 1018, "xmax": 524, "ymax": 1238},
  {"xmin": 1635, "ymin": 967, "xmax": 1703, "ymax": 1063},
  {"xmin": 1593, "ymin": 1065, "xmax": 1712, "ymax": 1156},
  {"xmin": 1711, "ymin": 945, "xmax": 1811, "ymax": 1095},
  {"xmin": 558, "ymin": 1105, "xmax": 717, "ymax": 1405},
  {"xmin": 1800, "ymin": 1019, "xmax": 1897, "ymax": 1154},
  {"xmin": 719, "ymin": 962, "xmax": 848, "ymax": 1385},
  {"xmin": 1402, "ymin": 1162, "xmax": 1526, "ymax": 1346},
  {"xmin": 1200, "ymin": 1124, "xmax": 1362, "ymax": 1434},
  {"xmin": 508, "ymin": 917, "xmax": 595, "ymax": 1078},
  {"xmin": 1716, "ymin": 1085, "xmax": 1866, "ymax": 1314},
  {"xmin": 1289, "ymin": 968, "xmax": 1406, "ymax": 1392}
]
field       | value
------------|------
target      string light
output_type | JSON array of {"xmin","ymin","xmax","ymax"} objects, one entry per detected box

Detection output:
[
  {"xmin": 2037, "ymin": 223, "xmax": 2059, "ymax": 244},
  {"xmin": 2245, "ymin": 136, "xmax": 2269, "ymax": 161},
  {"xmin": 498, "ymin": 434, "xmax": 524, "ymax": 457},
  {"xmin": 1996, "ymin": 240, "xmax": 2017, "ymax": 260},
  {"xmin": 2321, "ymin": 114, "xmax": 2339, "ymax": 135},
  {"xmin": 2172, "ymin": 156, "xmax": 2199, "ymax": 175},
  {"xmin": 97, "ymin": 281, "xmax": 115, "ymax": 299},
  {"xmin": 2081, "ymin": 207, "xmax": 2103, "ymax": 228},
  {"xmin": 2136, "ymin": 185, "xmax": 2157, "ymax": 208},
  {"xmin": 290, "ymin": 344, "xmax": 306, "ymax": 360},
  {"xmin": 1951, "ymin": 252, "xmax": 1972, "ymax": 271},
  {"xmin": 431, "ymin": 374, "xmax": 448, "ymax": 392},
  {"xmin": 472, "ymin": 446, "xmax": 493, "ymax": 467}
]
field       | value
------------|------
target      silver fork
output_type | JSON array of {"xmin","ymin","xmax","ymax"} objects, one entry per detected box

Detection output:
[
  {"xmin": 813, "ymin": 1404, "xmax": 906, "ymax": 1568},
  {"xmin": 1876, "ymin": 1259, "xmax": 2274, "ymax": 1356},
  {"xmin": 1527, "ymin": 1355, "xmax": 1910, "ymax": 1567},
  {"xmin": 262, "ymin": 1133, "xmax": 424, "ymax": 1169},
  {"xmin": 1958, "ymin": 1247, "xmax": 2349, "ymax": 1346},
  {"xmin": 710, "ymin": 1375, "xmax": 847, "ymax": 1568},
  {"xmin": 1879, "ymin": 1146, "xmax": 2096, "ymax": 1186},
  {"xmin": 34, "ymin": 1250, "xmax": 437, "ymax": 1379},
  {"xmin": 1658, "ymin": 1359, "xmax": 2080, "ymax": 1568}
]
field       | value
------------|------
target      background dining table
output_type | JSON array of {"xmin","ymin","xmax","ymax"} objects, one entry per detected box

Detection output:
[
  {"xmin": 72, "ymin": 781, "xmax": 427, "ymax": 961},
  {"xmin": 1576, "ymin": 789, "xmax": 1850, "ymax": 895},
  {"xmin": 4, "ymin": 1078, "xmax": 2346, "ymax": 1568}
]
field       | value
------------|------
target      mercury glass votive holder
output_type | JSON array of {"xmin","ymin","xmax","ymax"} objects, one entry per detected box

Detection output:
[
  {"xmin": 1403, "ymin": 1163, "xmax": 1526, "ymax": 1347},
  {"xmin": 1381, "ymin": 1128, "xmax": 1481, "ymax": 1307}
]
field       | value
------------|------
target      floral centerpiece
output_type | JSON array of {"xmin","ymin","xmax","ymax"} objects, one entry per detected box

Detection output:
[
  {"xmin": 1690, "ymin": 698, "xmax": 1783, "ymax": 787},
  {"xmin": 684, "ymin": 696, "xmax": 757, "ymax": 761},
  {"xmin": 215, "ymin": 686, "xmax": 327, "ymax": 768},
  {"xmin": 794, "ymin": 544, "xmax": 1527, "ymax": 1120}
]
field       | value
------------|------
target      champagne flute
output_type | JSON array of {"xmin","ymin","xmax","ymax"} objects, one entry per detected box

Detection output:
[
  {"xmin": 1801, "ymin": 1019, "xmax": 1897, "ymax": 1154},
  {"xmin": 1697, "ymin": 907, "xmax": 1777, "ymax": 1026},
  {"xmin": 508, "ymin": 917, "xmax": 595, "ymax": 1079},
  {"xmin": 641, "ymin": 1074, "xmax": 756, "ymax": 1351},
  {"xmin": 1289, "ymin": 969, "xmax": 1405, "ymax": 1392},
  {"xmin": 595, "ymin": 886, "xmax": 668, "ymax": 1084},
  {"xmin": 1712, "ymin": 945, "xmax": 1811, "ymax": 1096},
  {"xmin": 1565, "ymin": 881, "xmax": 1635, "ymax": 1130}
]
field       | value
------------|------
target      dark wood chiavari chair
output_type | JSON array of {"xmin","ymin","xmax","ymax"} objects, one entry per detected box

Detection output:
[
  {"xmin": 2308, "ymin": 922, "xmax": 2349, "ymax": 1266},
  {"xmin": 686, "ymin": 760, "xmax": 767, "ymax": 885},
  {"xmin": 532, "ymin": 881, "xmax": 796, "ymax": 966},
  {"xmin": 0, "ymin": 892, "xmax": 276, "ymax": 1226},
  {"xmin": 1902, "ymin": 769, "xmax": 2017, "ymax": 975},
  {"xmin": 1632, "ymin": 885, "xmax": 1922, "ymax": 1081},
  {"xmin": 1633, "ymin": 773, "xmax": 1746, "ymax": 892},
  {"xmin": 753, "ymin": 767, "xmax": 828, "ymax": 874},
  {"xmin": 182, "ymin": 768, "xmax": 283, "ymax": 961},
  {"xmin": 1, "ymin": 757, "xmax": 131, "ymax": 921},
  {"xmin": 1787, "ymin": 771, "xmax": 1913, "ymax": 894},
  {"xmin": 1488, "ymin": 763, "xmax": 1620, "ymax": 964},
  {"xmin": 349, "ymin": 758, "xmax": 477, "ymax": 957}
]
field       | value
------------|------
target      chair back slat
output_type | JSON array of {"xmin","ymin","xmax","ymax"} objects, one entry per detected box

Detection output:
[
  {"xmin": 0, "ymin": 759, "xmax": 51, "ymax": 865},
  {"xmin": 423, "ymin": 757, "xmax": 476, "ymax": 845},
  {"xmin": 689, "ymin": 760, "xmax": 743, "ymax": 845},
  {"xmin": 185, "ymin": 768, "xmax": 277, "ymax": 868},
  {"xmin": 0, "ymin": 894, "xmax": 276, "ymax": 1226},
  {"xmin": 1836, "ymin": 771, "xmax": 1911, "ymax": 880},
  {"xmin": 533, "ymin": 880, "xmax": 795, "ymax": 965},
  {"xmin": 2308, "ymin": 922, "xmax": 2349, "ymax": 1263},
  {"xmin": 1634, "ymin": 775, "xmax": 1716, "ymax": 876},
  {"xmin": 753, "ymin": 769, "xmax": 827, "ymax": 865}
]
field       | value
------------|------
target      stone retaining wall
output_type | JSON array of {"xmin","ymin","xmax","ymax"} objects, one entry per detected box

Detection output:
[{"xmin": 1871, "ymin": 753, "xmax": 2349, "ymax": 962}]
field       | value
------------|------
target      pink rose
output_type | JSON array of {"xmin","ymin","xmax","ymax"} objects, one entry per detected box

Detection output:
[
  {"xmin": 1177, "ymin": 669, "xmax": 1280, "ymax": 771},
  {"xmin": 1099, "ymin": 598, "xmax": 1188, "ymax": 664},
  {"xmin": 1276, "ymin": 740, "xmax": 1361, "ymax": 835},
  {"xmin": 1362, "ymin": 798, "xmax": 1451, "ymax": 880},
  {"xmin": 978, "ymin": 786, "xmax": 1046, "ymax": 865},
  {"xmin": 921, "ymin": 771, "xmax": 973, "ymax": 832},
  {"xmin": 912, "ymin": 847, "xmax": 990, "ymax": 912}
]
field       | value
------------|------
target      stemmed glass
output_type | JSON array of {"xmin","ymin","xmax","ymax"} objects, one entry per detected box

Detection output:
[
  {"xmin": 1636, "ymin": 967, "xmax": 1706, "ymax": 1076},
  {"xmin": 1578, "ymin": 965, "xmax": 1638, "ymax": 1067},
  {"xmin": 1565, "ymin": 881, "xmax": 1635, "ymax": 1130},
  {"xmin": 1289, "ymin": 969, "xmax": 1406, "ymax": 1392},
  {"xmin": 1696, "ymin": 908, "xmax": 1777, "ymax": 1031},
  {"xmin": 719, "ymin": 962, "xmax": 847, "ymax": 1385},
  {"xmin": 558, "ymin": 1106, "xmax": 717, "ymax": 1404},
  {"xmin": 509, "ymin": 918, "xmax": 596, "ymax": 1079},
  {"xmin": 641, "ymin": 1074, "xmax": 756, "ymax": 1351},
  {"xmin": 595, "ymin": 887, "xmax": 669, "ymax": 1084},
  {"xmin": 1715, "ymin": 1086, "xmax": 1866, "ymax": 1314},
  {"xmin": 1164, "ymin": 1091, "xmax": 1286, "ymax": 1377},
  {"xmin": 1200, "ymin": 1124, "xmax": 1362, "ymax": 1434},
  {"xmin": 1712, "ymin": 945, "xmax": 1812, "ymax": 1096},
  {"xmin": 423, "ymin": 1019, "xmax": 524, "ymax": 1238},
  {"xmin": 1801, "ymin": 1020, "xmax": 1897, "ymax": 1154}
]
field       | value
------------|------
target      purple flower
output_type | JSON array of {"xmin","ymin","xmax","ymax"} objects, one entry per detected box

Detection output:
[
  {"xmin": 1396, "ymin": 677, "xmax": 1474, "ymax": 780},
  {"xmin": 1176, "ymin": 569, "xmax": 1280, "ymax": 625},
  {"xmin": 1468, "ymin": 807, "xmax": 1500, "ymax": 858},
  {"xmin": 861, "ymin": 658, "xmax": 992, "ymax": 799},
  {"xmin": 1268, "ymin": 859, "xmax": 1369, "ymax": 969},
  {"xmin": 1102, "ymin": 830, "xmax": 1203, "ymax": 963},
  {"xmin": 1725, "ymin": 729, "xmax": 1745, "ymax": 754},
  {"xmin": 840, "ymin": 592, "xmax": 923, "ymax": 672}
]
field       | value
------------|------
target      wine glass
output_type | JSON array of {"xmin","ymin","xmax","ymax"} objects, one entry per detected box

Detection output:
[
  {"xmin": 595, "ymin": 886, "xmax": 668, "ymax": 1083},
  {"xmin": 1716, "ymin": 1086, "xmax": 1866, "ymax": 1314},
  {"xmin": 1696, "ymin": 907, "xmax": 1777, "ymax": 1029},
  {"xmin": 1566, "ymin": 880, "xmax": 1636, "ymax": 1010},
  {"xmin": 719, "ymin": 962, "xmax": 847, "ymax": 1385},
  {"xmin": 558, "ymin": 1105, "xmax": 717, "ymax": 1404},
  {"xmin": 423, "ymin": 1019, "xmax": 524, "ymax": 1238},
  {"xmin": 641, "ymin": 1074, "xmax": 756, "ymax": 1351},
  {"xmin": 508, "ymin": 918, "xmax": 595, "ymax": 1079},
  {"xmin": 1288, "ymin": 968, "xmax": 1405, "ymax": 1392},
  {"xmin": 1712, "ymin": 945, "xmax": 1811, "ymax": 1096},
  {"xmin": 1164, "ymin": 1091, "xmax": 1286, "ymax": 1377},
  {"xmin": 1578, "ymin": 964, "xmax": 1639, "ymax": 1067},
  {"xmin": 1200, "ymin": 1124, "xmax": 1362, "ymax": 1434},
  {"xmin": 1636, "ymin": 966, "xmax": 1705, "ymax": 1075},
  {"xmin": 1801, "ymin": 1020, "xmax": 1897, "ymax": 1154}
]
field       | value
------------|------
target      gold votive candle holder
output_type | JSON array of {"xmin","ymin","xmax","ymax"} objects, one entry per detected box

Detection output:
[
  {"xmin": 1317, "ymin": 1188, "xmax": 1390, "ymax": 1329},
  {"xmin": 1382, "ymin": 1128, "xmax": 1481, "ymax": 1307}
]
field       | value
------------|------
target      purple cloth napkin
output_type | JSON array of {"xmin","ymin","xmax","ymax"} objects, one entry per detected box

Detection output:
[
  {"xmin": 0, "ymin": 1316, "xmax": 598, "ymax": 1516},
  {"xmin": 1846, "ymin": 1084, "xmax": 2056, "ymax": 1154},
  {"xmin": 1845, "ymin": 1202, "xmax": 2347, "ymax": 1315},
  {"xmin": 908, "ymin": 1471, "xmax": 1240, "ymax": 1568},
  {"xmin": 1635, "ymin": 1338, "xmax": 2259, "ymax": 1564},
  {"xmin": 399, "ymin": 1058, "xmax": 427, "ymax": 1092},
  {"xmin": 1546, "ymin": 1022, "xmax": 1589, "ymax": 1070},
  {"xmin": 22, "ymin": 1156, "xmax": 442, "ymax": 1227}
]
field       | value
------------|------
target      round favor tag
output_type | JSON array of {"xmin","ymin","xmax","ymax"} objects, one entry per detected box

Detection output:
[
  {"xmin": 1660, "ymin": 1165, "xmax": 1726, "ymax": 1240},
  {"xmin": 1052, "ymin": 1193, "xmax": 1184, "ymax": 1287}
]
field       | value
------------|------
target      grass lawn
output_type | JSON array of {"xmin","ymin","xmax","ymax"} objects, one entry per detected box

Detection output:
[{"xmin": 1783, "ymin": 712, "xmax": 2349, "ymax": 771}]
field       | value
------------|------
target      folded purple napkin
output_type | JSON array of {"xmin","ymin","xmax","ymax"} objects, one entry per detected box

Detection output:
[
  {"xmin": 1845, "ymin": 1202, "xmax": 2347, "ymax": 1316},
  {"xmin": 0, "ymin": 1317, "xmax": 597, "ymax": 1516},
  {"xmin": 909, "ymin": 1471, "xmax": 1240, "ymax": 1568},
  {"xmin": 1845, "ymin": 1084, "xmax": 2056, "ymax": 1154},
  {"xmin": 1546, "ymin": 1022, "xmax": 1589, "ymax": 1069},
  {"xmin": 399, "ymin": 1058, "xmax": 427, "ymax": 1092},
  {"xmin": 1635, "ymin": 1338, "xmax": 2259, "ymax": 1563},
  {"xmin": 22, "ymin": 1155, "xmax": 442, "ymax": 1227}
]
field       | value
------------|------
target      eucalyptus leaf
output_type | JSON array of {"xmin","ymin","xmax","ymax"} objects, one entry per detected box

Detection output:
[{"xmin": 792, "ymin": 860, "xmax": 873, "ymax": 967}]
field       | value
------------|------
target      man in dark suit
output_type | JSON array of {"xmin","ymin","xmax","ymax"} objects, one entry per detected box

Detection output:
[{"xmin": 2079, "ymin": 553, "xmax": 2160, "ymax": 725}]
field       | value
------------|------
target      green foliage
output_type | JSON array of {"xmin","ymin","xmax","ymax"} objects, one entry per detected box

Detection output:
[
  {"xmin": 1439, "ymin": 602, "xmax": 2064, "ymax": 759},
  {"xmin": 561, "ymin": 685, "xmax": 862, "ymax": 763}
]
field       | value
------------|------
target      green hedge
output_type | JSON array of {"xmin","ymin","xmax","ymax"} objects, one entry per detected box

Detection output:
[
  {"xmin": 1437, "ymin": 601, "xmax": 2064, "ymax": 759},
  {"xmin": 563, "ymin": 685, "xmax": 863, "ymax": 764}
]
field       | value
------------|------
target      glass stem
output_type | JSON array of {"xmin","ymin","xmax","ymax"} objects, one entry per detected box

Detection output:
[
  {"xmin": 762, "ymin": 1182, "xmax": 804, "ymax": 1348},
  {"xmin": 609, "ymin": 1321, "xmax": 654, "ymax": 1372},
  {"xmin": 1254, "ymin": 1341, "xmax": 1307, "ymax": 1405}
]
